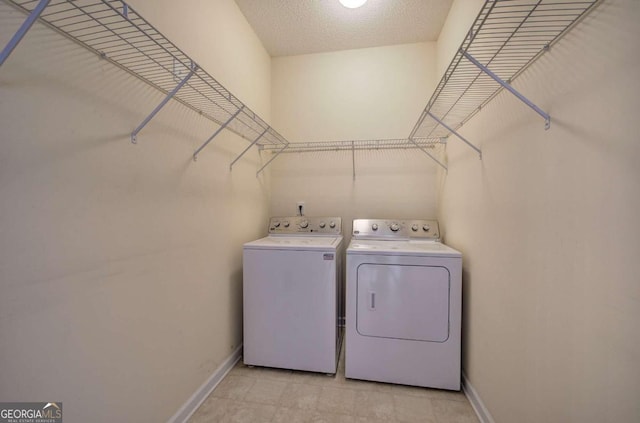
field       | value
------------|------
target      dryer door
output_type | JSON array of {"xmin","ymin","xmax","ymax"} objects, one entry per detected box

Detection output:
[{"xmin": 356, "ymin": 264, "xmax": 450, "ymax": 342}]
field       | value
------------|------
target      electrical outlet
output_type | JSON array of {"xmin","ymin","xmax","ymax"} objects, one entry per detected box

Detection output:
[{"xmin": 297, "ymin": 201, "xmax": 305, "ymax": 216}]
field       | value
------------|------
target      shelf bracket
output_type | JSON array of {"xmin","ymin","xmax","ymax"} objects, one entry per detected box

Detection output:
[
  {"xmin": 0, "ymin": 0, "xmax": 51, "ymax": 67},
  {"xmin": 229, "ymin": 128, "xmax": 268, "ymax": 171},
  {"xmin": 193, "ymin": 106, "xmax": 245, "ymax": 161},
  {"xmin": 426, "ymin": 111, "xmax": 482, "ymax": 159},
  {"xmin": 461, "ymin": 50, "xmax": 551, "ymax": 130},
  {"xmin": 352, "ymin": 141, "xmax": 356, "ymax": 180},
  {"xmin": 256, "ymin": 143, "xmax": 288, "ymax": 176},
  {"xmin": 408, "ymin": 136, "xmax": 448, "ymax": 172},
  {"xmin": 130, "ymin": 62, "xmax": 197, "ymax": 143}
]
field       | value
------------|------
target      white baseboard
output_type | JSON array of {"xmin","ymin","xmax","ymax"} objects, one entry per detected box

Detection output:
[
  {"xmin": 167, "ymin": 344, "xmax": 243, "ymax": 423},
  {"xmin": 462, "ymin": 371, "xmax": 496, "ymax": 423}
]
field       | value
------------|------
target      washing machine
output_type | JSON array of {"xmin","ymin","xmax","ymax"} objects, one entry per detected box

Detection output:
[
  {"xmin": 345, "ymin": 218, "xmax": 462, "ymax": 390},
  {"xmin": 243, "ymin": 216, "xmax": 343, "ymax": 374}
]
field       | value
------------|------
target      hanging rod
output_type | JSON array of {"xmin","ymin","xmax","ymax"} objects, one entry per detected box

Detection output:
[
  {"xmin": 2, "ymin": 0, "xmax": 289, "ymax": 159},
  {"xmin": 409, "ymin": 0, "xmax": 602, "ymax": 153}
]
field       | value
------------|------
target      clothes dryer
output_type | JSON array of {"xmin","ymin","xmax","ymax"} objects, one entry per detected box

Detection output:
[
  {"xmin": 243, "ymin": 216, "xmax": 343, "ymax": 374},
  {"xmin": 346, "ymin": 219, "xmax": 462, "ymax": 390}
]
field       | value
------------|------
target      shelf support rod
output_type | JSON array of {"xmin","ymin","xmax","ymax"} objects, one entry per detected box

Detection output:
[
  {"xmin": 193, "ymin": 106, "xmax": 245, "ymax": 161},
  {"xmin": 0, "ymin": 0, "xmax": 51, "ymax": 67},
  {"xmin": 352, "ymin": 141, "xmax": 356, "ymax": 180},
  {"xmin": 256, "ymin": 143, "xmax": 288, "ymax": 176},
  {"xmin": 408, "ymin": 137, "xmax": 448, "ymax": 172},
  {"xmin": 130, "ymin": 62, "xmax": 197, "ymax": 143},
  {"xmin": 426, "ymin": 111, "xmax": 482, "ymax": 159},
  {"xmin": 229, "ymin": 128, "xmax": 268, "ymax": 171},
  {"xmin": 461, "ymin": 50, "xmax": 551, "ymax": 130}
]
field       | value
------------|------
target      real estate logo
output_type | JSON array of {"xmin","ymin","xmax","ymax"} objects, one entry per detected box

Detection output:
[{"xmin": 0, "ymin": 402, "xmax": 62, "ymax": 423}]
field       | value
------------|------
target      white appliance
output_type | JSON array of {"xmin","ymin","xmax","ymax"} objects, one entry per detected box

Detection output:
[
  {"xmin": 243, "ymin": 216, "xmax": 343, "ymax": 374},
  {"xmin": 345, "ymin": 219, "xmax": 462, "ymax": 390}
]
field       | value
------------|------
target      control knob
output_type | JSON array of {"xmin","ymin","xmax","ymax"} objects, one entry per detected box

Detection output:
[
  {"xmin": 390, "ymin": 223, "xmax": 400, "ymax": 232},
  {"xmin": 423, "ymin": 225, "xmax": 430, "ymax": 232},
  {"xmin": 329, "ymin": 221, "xmax": 336, "ymax": 228},
  {"xmin": 319, "ymin": 222, "xmax": 326, "ymax": 228},
  {"xmin": 411, "ymin": 224, "xmax": 419, "ymax": 232},
  {"xmin": 273, "ymin": 221, "xmax": 281, "ymax": 228},
  {"xmin": 299, "ymin": 220, "xmax": 309, "ymax": 229},
  {"xmin": 283, "ymin": 221, "xmax": 290, "ymax": 228},
  {"xmin": 371, "ymin": 223, "xmax": 379, "ymax": 231}
]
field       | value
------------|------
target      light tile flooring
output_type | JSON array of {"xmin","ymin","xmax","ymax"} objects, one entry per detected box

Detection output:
[{"xmin": 188, "ymin": 345, "xmax": 479, "ymax": 423}]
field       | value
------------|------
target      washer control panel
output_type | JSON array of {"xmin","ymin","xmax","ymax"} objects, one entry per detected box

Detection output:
[
  {"xmin": 352, "ymin": 219, "xmax": 439, "ymax": 240},
  {"xmin": 269, "ymin": 216, "xmax": 342, "ymax": 235}
]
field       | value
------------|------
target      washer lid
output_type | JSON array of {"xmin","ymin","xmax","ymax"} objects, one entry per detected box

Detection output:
[
  {"xmin": 347, "ymin": 240, "xmax": 461, "ymax": 257},
  {"xmin": 244, "ymin": 235, "xmax": 343, "ymax": 251}
]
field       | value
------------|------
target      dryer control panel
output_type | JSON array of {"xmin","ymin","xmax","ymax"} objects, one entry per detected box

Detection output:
[
  {"xmin": 268, "ymin": 216, "xmax": 342, "ymax": 235},
  {"xmin": 352, "ymin": 219, "xmax": 439, "ymax": 240}
]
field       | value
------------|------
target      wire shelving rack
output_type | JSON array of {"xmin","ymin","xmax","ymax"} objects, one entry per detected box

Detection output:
[
  {"xmin": 261, "ymin": 138, "xmax": 442, "ymax": 154},
  {"xmin": 1, "ymin": 0, "xmax": 289, "ymax": 164},
  {"xmin": 409, "ymin": 0, "xmax": 601, "ymax": 160},
  {"xmin": 1, "ymin": 0, "xmax": 603, "ymax": 173},
  {"xmin": 260, "ymin": 138, "xmax": 446, "ymax": 179}
]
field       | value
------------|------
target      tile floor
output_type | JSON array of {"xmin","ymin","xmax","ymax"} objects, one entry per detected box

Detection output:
[{"xmin": 188, "ymin": 345, "xmax": 479, "ymax": 423}]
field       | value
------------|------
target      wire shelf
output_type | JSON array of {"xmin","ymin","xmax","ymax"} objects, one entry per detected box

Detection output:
[
  {"xmin": 260, "ymin": 138, "xmax": 448, "ymax": 177},
  {"xmin": 409, "ymin": 0, "xmax": 600, "ymax": 143},
  {"xmin": 4, "ymin": 0, "xmax": 288, "ymax": 149},
  {"xmin": 2, "ymin": 0, "xmax": 601, "ymax": 172},
  {"xmin": 260, "ymin": 138, "xmax": 443, "ymax": 154}
]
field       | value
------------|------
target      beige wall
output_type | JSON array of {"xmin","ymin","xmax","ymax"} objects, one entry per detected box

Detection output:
[
  {"xmin": 436, "ymin": 0, "xmax": 482, "ymax": 79},
  {"xmin": 270, "ymin": 43, "xmax": 440, "ymax": 234},
  {"xmin": 437, "ymin": 0, "xmax": 640, "ymax": 422},
  {"xmin": 4, "ymin": 1, "xmax": 637, "ymax": 422},
  {"xmin": 0, "ymin": 1, "xmax": 271, "ymax": 422}
]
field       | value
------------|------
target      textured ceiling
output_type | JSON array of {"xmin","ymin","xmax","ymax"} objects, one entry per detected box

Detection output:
[{"xmin": 234, "ymin": 0, "xmax": 455, "ymax": 57}]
